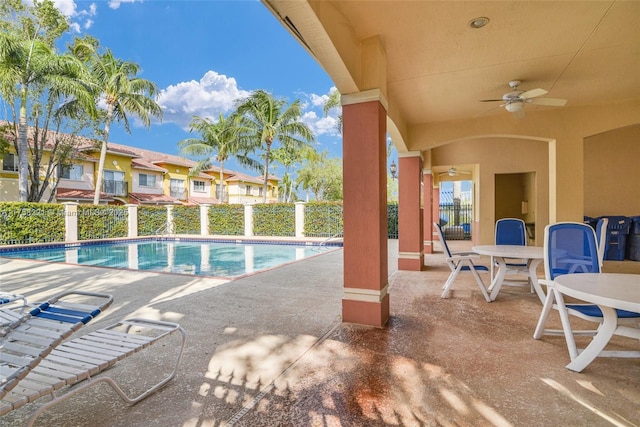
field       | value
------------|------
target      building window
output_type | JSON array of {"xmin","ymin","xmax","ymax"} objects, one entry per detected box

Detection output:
[
  {"xmin": 103, "ymin": 170, "xmax": 127, "ymax": 196},
  {"xmin": 170, "ymin": 179, "xmax": 185, "ymax": 199},
  {"xmin": 59, "ymin": 164, "xmax": 83, "ymax": 180},
  {"xmin": 193, "ymin": 180, "xmax": 205, "ymax": 192},
  {"xmin": 139, "ymin": 173, "xmax": 156, "ymax": 187},
  {"xmin": 2, "ymin": 153, "xmax": 18, "ymax": 172},
  {"xmin": 245, "ymin": 185, "xmax": 252, "ymax": 196},
  {"xmin": 216, "ymin": 184, "xmax": 224, "ymax": 200},
  {"xmin": 258, "ymin": 187, "xmax": 263, "ymax": 197}
]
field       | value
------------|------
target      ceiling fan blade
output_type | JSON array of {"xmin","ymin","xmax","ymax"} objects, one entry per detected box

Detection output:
[
  {"xmin": 479, "ymin": 99, "xmax": 504, "ymax": 102},
  {"xmin": 520, "ymin": 88, "xmax": 547, "ymax": 99},
  {"xmin": 528, "ymin": 97, "xmax": 567, "ymax": 106}
]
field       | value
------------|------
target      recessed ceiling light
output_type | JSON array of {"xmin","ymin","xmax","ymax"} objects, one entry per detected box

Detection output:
[{"xmin": 469, "ymin": 17, "xmax": 489, "ymax": 29}]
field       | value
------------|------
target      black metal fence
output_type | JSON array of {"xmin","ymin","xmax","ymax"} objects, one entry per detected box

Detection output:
[{"xmin": 439, "ymin": 200, "xmax": 472, "ymax": 240}]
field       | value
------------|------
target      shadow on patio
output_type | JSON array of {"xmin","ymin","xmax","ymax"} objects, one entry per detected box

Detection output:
[{"xmin": 1, "ymin": 240, "xmax": 638, "ymax": 426}]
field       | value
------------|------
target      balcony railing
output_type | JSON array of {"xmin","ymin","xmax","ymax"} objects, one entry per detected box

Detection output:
[
  {"xmin": 170, "ymin": 190, "xmax": 186, "ymax": 200},
  {"xmin": 103, "ymin": 180, "xmax": 128, "ymax": 197}
]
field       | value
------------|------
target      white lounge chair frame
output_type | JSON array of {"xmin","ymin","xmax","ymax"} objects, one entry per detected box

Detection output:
[{"xmin": 1, "ymin": 317, "xmax": 186, "ymax": 426}]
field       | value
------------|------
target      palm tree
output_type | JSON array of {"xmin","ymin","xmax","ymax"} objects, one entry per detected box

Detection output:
[
  {"xmin": 322, "ymin": 88, "xmax": 342, "ymax": 133},
  {"xmin": 235, "ymin": 90, "xmax": 314, "ymax": 203},
  {"xmin": 178, "ymin": 113, "xmax": 259, "ymax": 203},
  {"xmin": 71, "ymin": 38, "xmax": 162, "ymax": 205},
  {"xmin": 0, "ymin": 26, "xmax": 95, "ymax": 201},
  {"xmin": 297, "ymin": 150, "xmax": 342, "ymax": 201}
]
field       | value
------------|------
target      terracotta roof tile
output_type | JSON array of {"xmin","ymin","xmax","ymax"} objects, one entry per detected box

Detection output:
[
  {"xmin": 56, "ymin": 188, "xmax": 113, "ymax": 202},
  {"xmin": 129, "ymin": 193, "xmax": 179, "ymax": 205}
]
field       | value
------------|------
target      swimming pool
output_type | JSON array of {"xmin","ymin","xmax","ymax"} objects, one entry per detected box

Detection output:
[{"xmin": 0, "ymin": 238, "xmax": 340, "ymax": 278}]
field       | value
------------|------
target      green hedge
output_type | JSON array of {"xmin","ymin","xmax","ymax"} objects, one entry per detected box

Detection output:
[
  {"xmin": 253, "ymin": 203, "xmax": 295, "ymax": 236},
  {"xmin": 304, "ymin": 202, "xmax": 343, "ymax": 237},
  {"xmin": 387, "ymin": 202, "xmax": 398, "ymax": 239},
  {"xmin": 0, "ymin": 202, "xmax": 64, "ymax": 245},
  {"xmin": 173, "ymin": 206, "xmax": 200, "ymax": 234},
  {"xmin": 78, "ymin": 206, "xmax": 128, "ymax": 240},
  {"xmin": 138, "ymin": 206, "xmax": 167, "ymax": 236},
  {"xmin": 209, "ymin": 204, "xmax": 244, "ymax": 235}
]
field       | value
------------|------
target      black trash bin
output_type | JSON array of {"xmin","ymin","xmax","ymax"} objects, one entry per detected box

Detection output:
[
  {"xmin": 603, "ymin": 216, "xmax": 630, "ymax": 261},
  {"xmin": 626, "ymin": 216, "xmax": 640, "ymax": 261}
]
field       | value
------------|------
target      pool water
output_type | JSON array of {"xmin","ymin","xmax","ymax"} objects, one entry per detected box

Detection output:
[{"xmin": 0, "ymin": 240, "xmax": 335, "ymax": 278}]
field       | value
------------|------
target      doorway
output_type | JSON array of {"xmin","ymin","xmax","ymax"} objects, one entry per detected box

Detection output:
[
  {"xmin": 495, "ymin": 172, "xmax": 536, "ymax": 244},
  {"xmin": 439, "ymin": 180, "xmax": 473, "ymax": 240}
]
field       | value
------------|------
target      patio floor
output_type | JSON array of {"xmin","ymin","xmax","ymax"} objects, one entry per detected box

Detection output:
[{"xmin": 1, "ymin": 240, "xmax": 638, "ymax": 426}]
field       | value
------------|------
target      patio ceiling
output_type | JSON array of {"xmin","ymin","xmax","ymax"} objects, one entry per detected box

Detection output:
[{"xmin": 263, "ymin": 0, "xmax": 639, "ymax": 146}]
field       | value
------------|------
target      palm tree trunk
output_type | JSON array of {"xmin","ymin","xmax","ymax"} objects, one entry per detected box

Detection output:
[
  {"xmin": 93, "ymin": 107, "xmax": 114, "ymax": 205},
  {"xmin": 18, "ymin": 87, "xmax": 29, "ymax": 202},
  {"xmin": 262, "ymin": 142, "xmax": 271, "ymax": 203},
  {"xmin": 218, "ymin": 161, "xmax": 224, "ymax": 204}
]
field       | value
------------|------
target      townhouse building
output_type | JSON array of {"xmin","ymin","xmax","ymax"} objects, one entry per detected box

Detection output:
[{"xmin": 0, "ymin": 126, "xmax": 280, "ymax": 205}]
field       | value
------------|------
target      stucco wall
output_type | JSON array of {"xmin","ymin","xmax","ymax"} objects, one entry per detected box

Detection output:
[
  {"xmin": 431, "ymin": 136, "xmax": 549, "ymax": 244},
  {"xmin": 584, "ymin": 124, "xmax": 640, "ymax": 217}
]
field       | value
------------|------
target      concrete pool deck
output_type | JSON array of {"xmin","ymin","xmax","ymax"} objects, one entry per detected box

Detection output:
[{"xmin": 1, "ymin": 240, "xmax": 638, "ymax": 426}]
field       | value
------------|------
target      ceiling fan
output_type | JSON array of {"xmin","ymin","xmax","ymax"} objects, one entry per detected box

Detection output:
[
  {"xmin": 439, "ymin": 167, "xmax": 471, "ymax": 177},
  {"xmin": 480, "ymin": 80, "xmax": 567, "ymax": 118}
]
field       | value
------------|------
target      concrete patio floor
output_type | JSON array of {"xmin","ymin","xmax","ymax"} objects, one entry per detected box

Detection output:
[{"xmin": 1, "ymin": 240, "xmax": 638, "ymax": 426}]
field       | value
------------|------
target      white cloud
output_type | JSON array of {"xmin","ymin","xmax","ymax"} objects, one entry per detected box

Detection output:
[
  {"xmin": 49, "ymin": 0, "xmax": 96, "ymax": 32},
  {"xmin": 108, "ymin": 0, "xmax": 141, "ymax": 10},
  {"xmin": 302, "ymin": 111, "xmax": 339, "ymax": 137},
  {"xmin": 298, "ymin": 87, "xmax": 341, "ymax": 137},
  {"xmin": 310, "ymin": 93, "xmax": 329, "ymax": 107},
  {"xmin": 156, "ymin": 71, "xmax": 251, "ymax": 129},
  {"xmin": 52, "ymin": 0, "xmax": 76, "ymax": 17}
]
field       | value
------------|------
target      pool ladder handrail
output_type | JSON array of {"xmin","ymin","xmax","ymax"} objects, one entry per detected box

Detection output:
[
  {"xmin": 318, "ymin": 232, "xmax": 343, "ymax": 249},
  {"xmin": 155, "ymin": 223, "xmax": 171, "ymax": 237}
]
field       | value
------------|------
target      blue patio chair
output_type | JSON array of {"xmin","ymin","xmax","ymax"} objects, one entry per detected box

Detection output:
[
  {"xmin": 492, "ymin": 218, "xmax": 530, "ymax": 287},
  {"xmin": 434, "ymin": 222, "xmax": 491, "ymax": 302},
  {"xmin": 533, "ymin": 222, "xmax": 640, "ymax": 360}
]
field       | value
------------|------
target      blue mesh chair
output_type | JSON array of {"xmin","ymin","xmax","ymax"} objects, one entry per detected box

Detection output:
[
  {"xmin": 533, "ymin": 222, "xmax": 640, "ymax": 360},
  {"xmin": 434, "ymin": 222, "xmax": 491, "ymax": 302},
  {"xmin": 492, "ymin": 218, "xmax": 530, "ymax": 286}
]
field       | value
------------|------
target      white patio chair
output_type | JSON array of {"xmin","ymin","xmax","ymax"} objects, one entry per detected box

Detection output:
[
  {"xmin": 533, "ymin": 222, "xmax": 640, "ymax": 361},
  {"xmin": 595, "ymin": 217, "xmax": 608, "ymax": 269},
  {"xmin": 434, "ymin": 222, "xmax": 491, "ymax": 302}
]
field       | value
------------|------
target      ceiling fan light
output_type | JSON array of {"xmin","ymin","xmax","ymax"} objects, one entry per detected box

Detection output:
[{"xmin": 505, "ymin": 102, "xmax": 523, "ymax": 113}]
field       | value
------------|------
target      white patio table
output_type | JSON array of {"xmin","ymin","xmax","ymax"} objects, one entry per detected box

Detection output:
[
  {"xmin": 554, "ymin": 273, "xmax": 640, "ymax": 372},
  {"xmin": 472, "ymin": 245, "xmax": 545, "ymax": 302}
]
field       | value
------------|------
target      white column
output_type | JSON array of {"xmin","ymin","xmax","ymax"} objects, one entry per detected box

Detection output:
[
  {"xmin": 200, "ymin": 204, "xmax": 210, "ymax": 236},
  {"xmin": 244, "ymin": 204, "xmax": 254, "ymax": 237},
  {"xmin": 63, "ymin": 202, "xmax": 78, "ymax": 242},
  {"xmin": 126, "ymin": 204, "xmax": 138, "ymax": 238},
  {"xmin": 295, "ymin": 202, "xmax": 306, "ymax": 238},
  {"xmin": 166, "ymin": 205, "xmax": 174, "ymax": 235}
]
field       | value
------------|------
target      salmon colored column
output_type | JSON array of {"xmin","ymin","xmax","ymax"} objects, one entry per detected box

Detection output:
[
  {"xmin": 341, "ymin": 95, "xmax": 389, "ymax": 327},
  {"xmin": 397, "ymin": 154, "xmax": 424, "ymax": 270},
  {"xmin": 423, "ymin": 170, "xmax": 434, "ymax": 254}
]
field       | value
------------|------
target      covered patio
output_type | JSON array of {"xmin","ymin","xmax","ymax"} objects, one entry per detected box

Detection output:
[
  {"xmin": 261, "ymin": 0, "xmax": 640, "ymax": 326},
  {"xmin": 1, "ymin": 240, "xmax": 638, "ymax": 426}
]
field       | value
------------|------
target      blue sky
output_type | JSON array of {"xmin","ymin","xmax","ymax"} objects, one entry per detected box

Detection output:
[{"xmin": 51, "ymin": 0, "xmax": 342, "ymax": 174}]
